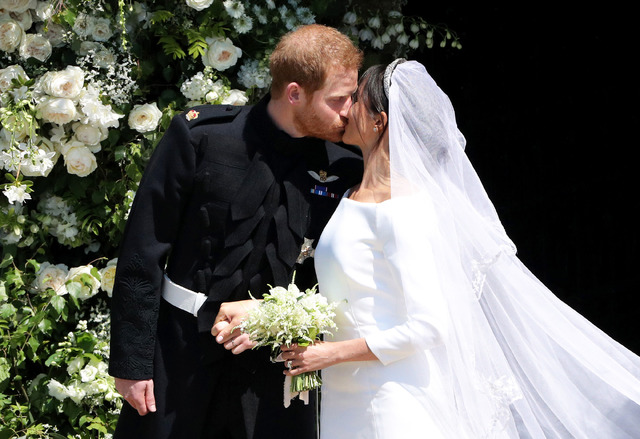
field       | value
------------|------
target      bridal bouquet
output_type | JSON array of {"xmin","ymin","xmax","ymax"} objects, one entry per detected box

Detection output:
[{"xmin": 239, "ymin": 276, "xmax": 339, "ymax": 405}]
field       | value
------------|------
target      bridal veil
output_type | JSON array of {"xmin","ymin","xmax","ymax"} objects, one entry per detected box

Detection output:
[{"xmin": 386, "ymin": 60, "xmax": 640, "ymax": 438}]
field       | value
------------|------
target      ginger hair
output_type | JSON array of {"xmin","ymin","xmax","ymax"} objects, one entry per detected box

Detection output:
[{"xmin": 269, "ymin": 24, "xmax": 363, "ymax": 98}]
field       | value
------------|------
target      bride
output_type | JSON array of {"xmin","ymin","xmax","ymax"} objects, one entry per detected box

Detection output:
[
  {"xmin": 277, "ymin": 59, "xmax": 640, "ymax": 438},
  {"xmin": 215, "ymin": 59, "xmax": 640, "ymax": 438}
]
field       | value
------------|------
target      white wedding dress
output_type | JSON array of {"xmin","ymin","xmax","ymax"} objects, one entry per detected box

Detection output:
[
  {"xmin": 313, "ymin": 60, "xmax": 640, "ymax": 438},
  {"xmin": 315, "ymin": 193, "xmax": 461, "ymax": 439}
]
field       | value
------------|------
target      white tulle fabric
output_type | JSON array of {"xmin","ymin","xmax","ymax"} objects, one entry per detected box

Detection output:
[{"xmin": 385, "ymin": 60, "xmax": 640, "ymax": 438}]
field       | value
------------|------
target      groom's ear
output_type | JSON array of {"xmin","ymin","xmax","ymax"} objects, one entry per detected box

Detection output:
[{"xmin": 285, "ymin": 82, "xmax": 304, "ymax": 106}]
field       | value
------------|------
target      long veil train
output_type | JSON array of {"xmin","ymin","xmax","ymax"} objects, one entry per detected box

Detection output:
[{"xmin": 387, "ymin": 60, "xmax": 640, "ymax": 438}]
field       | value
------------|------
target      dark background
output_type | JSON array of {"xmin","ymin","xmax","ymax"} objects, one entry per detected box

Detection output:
[{"xmin": 402, "ymin": 5, "xmax": 639, "ymax": 353}]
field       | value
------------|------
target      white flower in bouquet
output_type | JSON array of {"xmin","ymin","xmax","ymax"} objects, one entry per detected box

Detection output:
[
  {"xmin": 79, "ymin": 364, "xmax": 98, "ymax": 383},
  {"xmin": 72, "ymin": 12, "xmax": 91, "ymax": 38},
  {"xmin": 65, "ymin": 264, "xmax": 101, "ymax": 300},
  {"xmin": 76, "ymin": 40, "xmax": 104, "ymax": 56},
  {"xmin": 18, "ymin": 32, "xmax": 51, "ymax": 62},
  {"xmin": 37, "ymin": 96, "xmax": 77, "ymax": 125},
  {"xmin": 202, "ymin": 36, "xmax": 242, "ymax": 71},
  {"xmin": 0, "ymin": 18, "xmax": 23, "ymax": 52},
  {"xmin": 0, "ymin": 64, "xmax": 29, "ymax": 92},
  {"xmin": 239, "ymin": 276, "xmax": 340, "ymax": 397},
  {"xmin": 221, "ymin": 89, "xmax": 248, "ymax": 106},
  {"xmin": 11, "ymin": 9, "xmax": 33, "ymax": 31},
  {"xmin": 185, "ymin": 0, "xmax": 214, "ymax": 12},
  {"xmin": 91, "ymin": 46, "xmax": 117, "ymax": 68},
  {"xmin": 72, "ymin": 122, "xmax": 107, "ymax": 147},
  {"xmin": 128, "ymin": 102, "xmax": 162, "ymax": 133},
  {"xmin": 238, "ymin": 59, "xmax": 271, "ymax": 90},
  {"xmin": 3, "ymin": 182, "xmax": 31, "ymax": 204},
  {"xmin": 64, "ymin": 381, "xmax": 86, "ymax": 404},
  {"xmin": 77, "ymin": 84, "xmax": 124, "ymax": 128},
  {"xmin": 34, "ymin": 261, "xmax": 69, "ymax": 295},
  {"xmin": 66, "ymin": 357, "xmax": 85, "ymax": 375},
  {"xmin": 233, "ymin": 15, "xmax": 253, "ymax": 34},
  {"xmin": 223, "ymin": 0, "xmax": 244, "ymax": 18},
  {"xmin": 62, "ymin": 144, "xmax": 97, "ymax": 177},
  {"xmin": 36, "ymin": 22, "xmax": 66, "ymax": 47},
  {"xmin": 343, "ymin": 11, "xmax": 357, "ymax": 25},
  {"xmin": 99, "ymin": 258, "xmax": 118, "ymax": 297},
  {"xmin": 39, "ymin": 66, "xmax": 85, "ymax": 99},
  {"xmin": 34, "ymin": 1, "xmax": 55, "ymax": 21},
  {"xmin": 19, "ymin": 142, "xmax": 58, "ymax": 177},
  {"xmin": 47, "ymin": 378, "xmax": 68, "ymax": 401},
  {"xmin": 0, "ymin": 0, "xmax": 36, "ymax": 13},
  {"xmin": 90, "ymin": 17, "xmax": 113, "ymax": 42}
]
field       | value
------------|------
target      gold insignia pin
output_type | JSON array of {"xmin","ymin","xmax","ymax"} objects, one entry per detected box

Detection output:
[
  {"xmin": 308, "ymin": 170, "xmax": 338, "ymax": 183},
  {"xmin": 186, "ymin": 110, "xmax": 199, "ymax": 121}
]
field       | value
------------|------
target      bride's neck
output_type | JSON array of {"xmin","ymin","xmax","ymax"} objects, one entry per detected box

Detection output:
[{"xmin": 352, "ymin": 140, "xmax": 390, "ymax": 202}]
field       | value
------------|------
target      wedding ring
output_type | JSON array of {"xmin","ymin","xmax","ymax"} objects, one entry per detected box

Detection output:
[
  {"xmin": 231, "ymin": 339, "xmax": 237, "ymax": 347},
  {"xmin": 286, "ymin": 360, "xmax": 293, "ymax": 370}
]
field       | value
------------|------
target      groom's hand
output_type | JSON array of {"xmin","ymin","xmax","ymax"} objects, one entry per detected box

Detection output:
[
  {"xmin": 211, "ymin": 300, "xmax": 258, "ymax": 354},
  {"xmin": 115, "ymin": 377, "xmax": 156, "ymax": 416}
]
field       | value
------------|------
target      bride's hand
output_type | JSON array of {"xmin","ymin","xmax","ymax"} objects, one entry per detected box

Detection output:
[
  {"xmin": 280, "ymin": 342, "xmax": 338, "ymax": 376},
  {"xmin": 211, "ymin": 299, "xmax": 259, "ymax": 354}
]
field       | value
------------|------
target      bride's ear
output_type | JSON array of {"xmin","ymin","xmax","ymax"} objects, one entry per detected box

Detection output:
[{"xmin": 377, "ymin": 111, "xmax": 388, "ymax": 130}]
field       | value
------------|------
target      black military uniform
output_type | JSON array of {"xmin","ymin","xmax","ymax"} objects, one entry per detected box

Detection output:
[{"xmin": 109, "ymin": 95, "xmax": 363, "ymax": 439}]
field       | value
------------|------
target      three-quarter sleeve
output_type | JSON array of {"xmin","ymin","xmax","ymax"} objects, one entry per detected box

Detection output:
[
  {"xmin": 364, "ymin": 194, "xmax": 448, "ymax": 366},
  {"xmin": 109, "ymin": 114, "xmax": 197, "ymax": 380}
]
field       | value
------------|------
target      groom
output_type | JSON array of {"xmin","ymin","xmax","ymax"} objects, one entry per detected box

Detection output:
[{"xmin": 108, "ymin": 24, "xmax": 363, "ymax": 438}]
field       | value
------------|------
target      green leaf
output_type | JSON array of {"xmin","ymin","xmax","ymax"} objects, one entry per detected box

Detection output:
[
  {"xmin": 0, "ymin": 357, "xmax": 10, "ymax": 383},
  {"xmin": 149, "ymin": 10, "xmax": 174, "ymax": 25},
  {"xmin": 45, "ymin": 350, "xmax": 65, "ymax": 367},
  {"xmin": 0, "ymin": 254, "xmax": 13, "ymax": 269},
  {"xmin": 0, "ymin": 304, "xmax": 17, "ymax": 319},
  {"xmin": 50, "ymin": 294, "xmax": 66, "ymax": 316},
  {"xmin": 158, "ymin": 36, "xmax": 187, "ymax": 60}
]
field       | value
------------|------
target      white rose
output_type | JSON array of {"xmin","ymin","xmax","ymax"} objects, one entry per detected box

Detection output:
[
  {"xmin": 35, "ymin": 1, "xmax": 55, "ymax": 20},
  {"xmin": 79, "ymin": 364, "xmax": 98, "ymax": 382},
  {"xmin": 98, "ymin": 258, "xmax": 117, "ymax": 297},
  {"xmin": 19, "ymin": 32, "xmax": 51, "ymax": 62},
  {"xmin": 0, "ymin": 64, "xmax": 28, "ymax": 92},
  {"xmin": 34, "ymin": 262, "xmax": 69, "ymax": 294},
  {"xmin": 66, "ymin": 357, "xmax": 85, "ymax": 375},
  {"xmin": 221, "ymin": 89, "xmax": 248, "ymax": 106},
  {"xmin": 90, "ymin": 17, "xmax": 113, "ymax": 42},
  {"xmin": 72, "ymin": 12, "xmax": 91, "ymax": 38},
  {"xmin": 64, "ymin": 382, "xmax": 86, "ymax": 404},
  {"xmin": 10, "ymin": 9, "xmax": 33, "ymax": 31},
  {"xmin": 65, "ymin": 264, "xmax": 100, "ymax": 300},
  {"xmin": 128, "ymin": 102, "xmax": 162, "ymax": 133},
  {"xmin": 0, "ymin": 0, "xmax": 36, "ymax": 13},
  {"xmin": 72, "ymin": 122, "xmax": 107, "ymax": 147},
  {"xmin": 92, "ymin": 47, "xmax": 116, "ymax": 68},
  {"xmin": 47, "ymin": 379, "xmax": 68, "ymax": 401},
  {"xmin": 38, "ymin": 96, "xmax": 77, "ymax": 125},
  {"xmin": 76, "ymin": 40, "xmax": 103, "ymax": 56},
  {"xmin": 185, "ymin": 0, "xmax": 213, "ymax": 11},
  {"xmin": 37, "ymin": 21, "xmax": 66, "ymax": 47},
  {"xmin": 0, "ymin": 19, "xmax": 23, "ymax": 52},
  {"xmin": 40, "ymin": 66, "xmax": 85, "ymax": 99},
  {"xmin": 202, "ymin": 37, "xmax": 242, "ymax": 71},
  {"xmin": 63, "ymin": 145, "xmax": 97, "ymax": 177}
]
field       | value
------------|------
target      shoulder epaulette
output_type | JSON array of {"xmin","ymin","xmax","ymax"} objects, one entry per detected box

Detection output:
[{"xmin": 181, "ymin": 104, "xmax": 243, "ymax": 127}]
